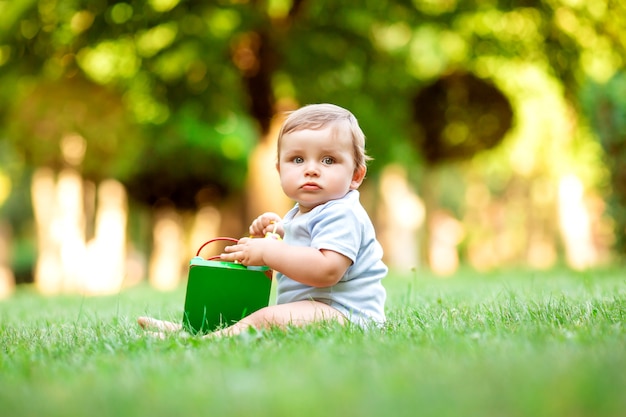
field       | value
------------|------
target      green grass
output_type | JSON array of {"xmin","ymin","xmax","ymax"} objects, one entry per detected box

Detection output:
[{"xmin": 1, "ymin": 268, "xmax": 625, "ymax": 417}]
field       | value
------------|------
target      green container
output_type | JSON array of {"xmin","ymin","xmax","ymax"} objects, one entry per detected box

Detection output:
[{"xmin": 182, "ymin": 239, "xmax": 273, "ymax": 334}]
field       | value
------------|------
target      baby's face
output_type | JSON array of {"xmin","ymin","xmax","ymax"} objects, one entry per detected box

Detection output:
[{"xmin": 276, "ymin": 126, "xmax": 362, "ymax": 213}]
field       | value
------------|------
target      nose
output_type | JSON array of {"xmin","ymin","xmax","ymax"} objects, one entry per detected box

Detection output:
[{"xmin": 304, "ymin": 161, "xmax": 320, "ymax": 176}]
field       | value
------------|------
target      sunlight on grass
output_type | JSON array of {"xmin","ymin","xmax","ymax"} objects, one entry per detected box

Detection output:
[{"xmin": 1, "ymin": 269, "xmax": 624, "ymax": 417}]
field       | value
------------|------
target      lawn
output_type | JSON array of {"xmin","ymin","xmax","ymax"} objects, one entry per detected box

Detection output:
[{"xmin": 1, "ymin": 268, "xmax": 624, "ymax": 417}]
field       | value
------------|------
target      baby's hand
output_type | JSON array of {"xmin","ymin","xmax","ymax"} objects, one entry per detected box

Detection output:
[
  {"xmin": 221, "ymin": 237, "xmax": 280, "ymax": 266},
  {"xmin": 249, "ymin": 212, "xmax": 284, "ymax": 238}
]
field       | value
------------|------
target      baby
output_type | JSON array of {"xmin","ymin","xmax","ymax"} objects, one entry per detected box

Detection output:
[{"xmin": 139, "ymin": 103, "xmax": 387, "ymax": 337}]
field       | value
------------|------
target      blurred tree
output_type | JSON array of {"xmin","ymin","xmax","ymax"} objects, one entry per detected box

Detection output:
[
  {"xmin": 581, "ymin": 72, "xmax": 626, "ymax": 257},
  {"xmin": 399, "ymin": 0, "xmax": 626, "ymax": 261},
  {"xmin": 412, "ymin": 72, "xmax": 513, "ymax": 164},
  {"xmin": 1, "ymin": 0, "xmax": 256, "ymax": 206},
  {"xmin": 1, "ymin": 0, "xmax": 412, "ymax": 205},
  {"xmin": 0, "ymin": 0, "xmax": 625, "ymax": 284},
  {"xmin": 7, "ymin": 77, "xmax": 138, "ymax": 180}
]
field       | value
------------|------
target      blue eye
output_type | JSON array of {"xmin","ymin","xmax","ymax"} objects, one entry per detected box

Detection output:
[
  {"xmin": 322, "ymin": 157, "xmax": 334, "ymax": 165},
  {"xmin": 293, "ymin": 157, "xmax": 304, "ymax": 163}
]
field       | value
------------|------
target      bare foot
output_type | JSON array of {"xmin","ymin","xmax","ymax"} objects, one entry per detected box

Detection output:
[
  {"xmin": 137, "ymin": 316, "xmax": 183, "ymax": 332},
  {"xmin": 145, "ymin": 331, "xmax": 167, "ymax": 340}
]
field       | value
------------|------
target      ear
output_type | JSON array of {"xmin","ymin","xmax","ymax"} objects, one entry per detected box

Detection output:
[
  {"xmin": 350, "ymin": 166, "xmax": 367, "ymax": 190},
  {"xmin": 275, "ymin": 160, "xmax": 280, "ymax": 174}
]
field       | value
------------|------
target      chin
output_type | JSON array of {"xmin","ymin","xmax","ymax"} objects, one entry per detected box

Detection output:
[{"xmin": 297, "ymin": 199, "xmax": 327, "ymax": 210}]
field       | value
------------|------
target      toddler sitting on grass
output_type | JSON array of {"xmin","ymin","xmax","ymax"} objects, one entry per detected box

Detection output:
[{"xmin": 138, "ymin": 103, "xmax": 387, "ymax": 337}]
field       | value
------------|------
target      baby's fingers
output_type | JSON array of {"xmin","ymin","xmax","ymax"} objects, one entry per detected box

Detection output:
[
  {"xmin": 249, "ymin": 218, "xmax": 267, "ymax": 237},
  {"xmin": 250, "ymin": 213, "xmax": 280, "ymax": 237}
]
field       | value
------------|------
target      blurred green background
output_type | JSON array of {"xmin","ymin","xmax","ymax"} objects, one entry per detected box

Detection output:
[{"xmin": 0, "ymin": 0, "xmax": 625, "ymax": 296}]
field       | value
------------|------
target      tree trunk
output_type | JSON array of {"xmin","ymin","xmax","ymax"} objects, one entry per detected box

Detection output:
[
  {"xmin": 557, "ymin": 174, "xmax": 598, "ymax": 269},
  {"xmin": 83, "ymin": 179, "xmax": 128, "ymax": 294},
  {"xmin": 377, "ymin": 164, "xmax": 425, "ymax": 272},
  {"xmin": 149, "ymin": 205, "xmax": 185, "ymax": 291},
  {"xmin": 245, "ymin": 110, "xmax": 293, "ymax": 221},
  {"xmin": 0, "ymin": 221, "xmax": 14, "ymax": 299},
  {"xmin": 31, "ymin": 167, "xmax": 129, "ymax": 294},
  {"xmin": 31, "ymin": 167, "xmax": 83, "ymax": 294}
]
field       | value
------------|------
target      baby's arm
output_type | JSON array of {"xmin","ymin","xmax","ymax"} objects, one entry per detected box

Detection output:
[
  {"xmin": 264, "ymin": 243, "xmax": 351, "ymax": 287},
  {"xmin": 221, "ymin": 239, "xmax": 351, "ymax": 287}
]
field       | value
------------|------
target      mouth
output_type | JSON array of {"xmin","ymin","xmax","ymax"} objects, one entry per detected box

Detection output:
[{"xmin": 300, "ymin": 182, "xmax": 321, "ymax": 190}]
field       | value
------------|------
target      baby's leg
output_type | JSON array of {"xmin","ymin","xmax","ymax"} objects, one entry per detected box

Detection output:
[
  {"xmin": 209, "ymin": 300, "xmax": 346, "ymax": 338},
  {"xmin": 137, "ymin": 316, "xmax": 182, "ymax": 332}
]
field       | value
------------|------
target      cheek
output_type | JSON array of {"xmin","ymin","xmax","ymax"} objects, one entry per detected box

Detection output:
[{"xmin": 278, "ymin": 167, "xmax": 296, "ymax": 184}]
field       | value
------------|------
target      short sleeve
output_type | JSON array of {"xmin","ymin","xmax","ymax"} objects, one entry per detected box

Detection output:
[{"xmin": 307, "ymin": 202, "xmax": 361, "ymax": 263}]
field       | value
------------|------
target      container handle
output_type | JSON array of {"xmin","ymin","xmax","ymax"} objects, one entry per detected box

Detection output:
[
  {"xmin": 196, "ymin": 237, "xmax": 239, "ymax": 260},
  {"xmin": 194, "ymin": 236, "xmax": 273, "ymax": 280}
]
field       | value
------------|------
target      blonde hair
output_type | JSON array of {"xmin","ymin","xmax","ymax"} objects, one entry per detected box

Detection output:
[{"xmin": 276, "ymin": 103, "xmax": 372, "ymax": 170}]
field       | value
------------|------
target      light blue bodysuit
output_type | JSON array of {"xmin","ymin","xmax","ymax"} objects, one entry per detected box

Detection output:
[{"xmin": 276, "ymin": 190, "xmax": 387, "ymax": 327}]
